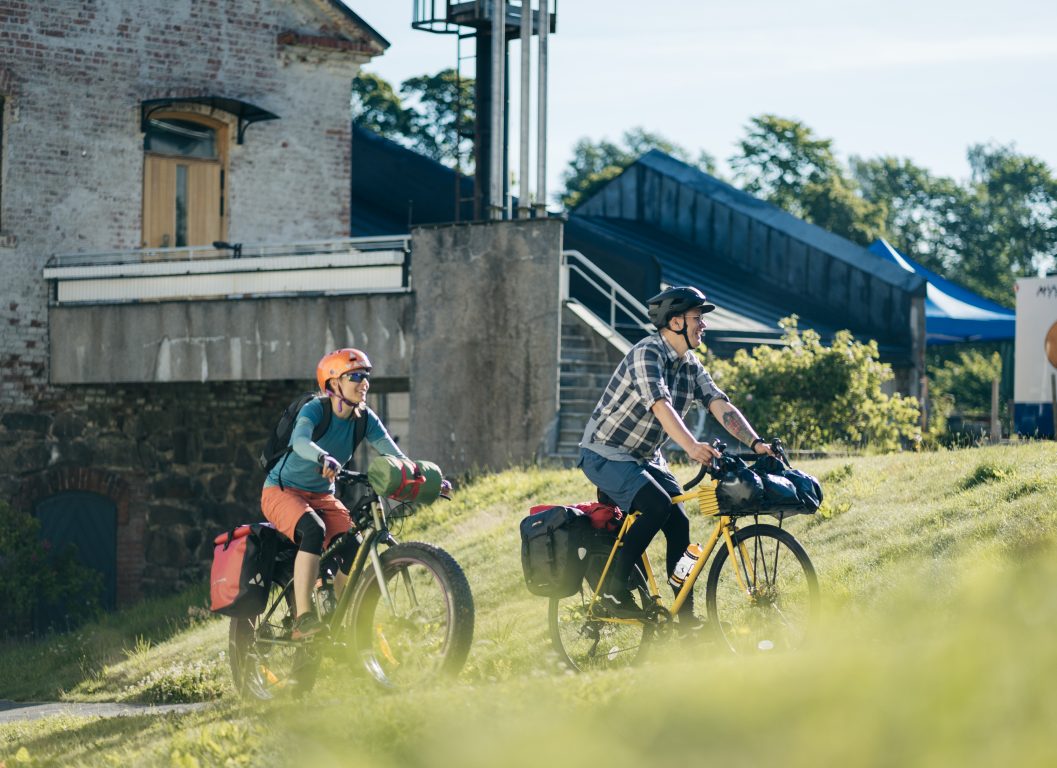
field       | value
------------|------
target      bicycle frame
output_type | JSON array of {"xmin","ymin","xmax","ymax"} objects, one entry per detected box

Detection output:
[
  {"xmin": 586, "ymin": 476, "xmax": 759, "ymax": 623},
  {"xmin": 325, "ymin": 494, "xmax": 402, "ymax": 629},
  {"xmin": 252, "ymin": 492, "xmax": 402, "ymax": 651}
]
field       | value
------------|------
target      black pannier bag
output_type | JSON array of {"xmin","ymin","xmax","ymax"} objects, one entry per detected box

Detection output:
[
  {"xmin": 751, "ymin": 455, "xmax": 824, "ymax": 513},
  {"xmin": 715, "ymin": 455, "xmax": 766, "ymax": 511},
  {"xmin": 210, "ymin": 522, "xmax": 279, "ymax": 617},
  {"xmin": 520, "ymin": 506, "xmax": 592, "ymax": 597}
]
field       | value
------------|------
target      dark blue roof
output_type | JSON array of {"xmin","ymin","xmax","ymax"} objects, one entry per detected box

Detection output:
[
  {"xmin": 565, "ymin": 215, "xmax": 911, "ymax": 362},
  {"xmin": 350, "ymin": 125, "xmax": 473, "ymax": 236},
  {"xmin": 630, "ymin": 151, "xmax": 923, "ymax": 293}
]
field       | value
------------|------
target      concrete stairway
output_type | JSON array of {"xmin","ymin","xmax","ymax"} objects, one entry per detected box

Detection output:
[{"xmin": 551, "ymin": 303, "xmax": 629, "ymax": 463}]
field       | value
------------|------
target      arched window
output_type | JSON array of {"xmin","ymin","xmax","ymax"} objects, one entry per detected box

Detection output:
[{"xmin": 142, "ymin": 112, "xmax": 227, "ymax": 249}]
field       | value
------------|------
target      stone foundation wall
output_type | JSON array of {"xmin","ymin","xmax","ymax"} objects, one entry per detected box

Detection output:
[{"xmin": 4, "ymin": 380, "xmax": 301, "ymax": 601}]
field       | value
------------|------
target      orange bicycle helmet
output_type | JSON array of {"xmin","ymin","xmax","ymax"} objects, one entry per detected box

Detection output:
[{"xmin": 316, "ymin": 348, "xmax": 372, "ymax": 392}]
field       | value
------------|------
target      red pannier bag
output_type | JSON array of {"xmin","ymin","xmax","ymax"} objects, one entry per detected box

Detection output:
[
  {"xmin": 209, "ymin": 522, "xmax": 278, "ymax": 617},
  {"xmin": 528, "ymin": 501, "xmax": 623, "ymax": 533}
]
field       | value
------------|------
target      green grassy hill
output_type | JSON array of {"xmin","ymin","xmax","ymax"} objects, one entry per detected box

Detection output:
[{"xmin": 3, "ymin": 443, "xmax": 1057, "ymax": 767}]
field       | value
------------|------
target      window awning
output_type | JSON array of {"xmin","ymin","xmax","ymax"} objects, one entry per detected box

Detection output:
[{"xmin": 140, "ymin": 97, "xmax": 279, "ymax": 144}]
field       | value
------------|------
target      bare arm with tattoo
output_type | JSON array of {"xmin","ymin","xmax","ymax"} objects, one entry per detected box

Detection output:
[{"xmin": 708, "ymin": 399, "xmax": 774, "ymax": 456}]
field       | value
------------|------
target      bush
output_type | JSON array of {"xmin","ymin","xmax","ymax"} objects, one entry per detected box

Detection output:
[
  {"xmin": 704, "ymin": 316, "xmax": 921, "ymax": 452},
  {"xmin": 927, "ymin": 350, "xmax": 1003, "ymax": 440},
  {"xmin": 0, "ymin": 500, "xmax": 103, "ymax": 638}
]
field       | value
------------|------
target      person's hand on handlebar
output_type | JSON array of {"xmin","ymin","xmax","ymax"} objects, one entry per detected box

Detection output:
[
  {"xmin": 319, "ymin": 454, "xmax": 342, "ymax": 481},
  {"xmin": 750, "ymin": 437, "xmax": 777, "ymax": 458},
  {"xmin": 685, "ymin": 440, "xmax": 722, "ymax": 465}
]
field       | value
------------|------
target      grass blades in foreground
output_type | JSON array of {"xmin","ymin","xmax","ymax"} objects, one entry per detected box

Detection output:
[{"xmin": 1, "ymin": 443, "xmax": 1055, "ymax": 766}]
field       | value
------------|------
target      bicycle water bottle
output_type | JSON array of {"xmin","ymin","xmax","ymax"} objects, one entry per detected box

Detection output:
[{"xmin": 668, "ymin": 543, "xmax": 703, "ymax": 589}]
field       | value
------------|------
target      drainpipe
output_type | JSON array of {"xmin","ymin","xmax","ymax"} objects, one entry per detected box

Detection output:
[{"xmin": 534, "ymin": 0, "xmax": 548, "ymax": 217}]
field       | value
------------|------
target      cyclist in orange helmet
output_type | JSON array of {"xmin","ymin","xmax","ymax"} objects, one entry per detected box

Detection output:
[{"xmin": 260, "ymin": 347, "xmax": 407, "ymax": 639}]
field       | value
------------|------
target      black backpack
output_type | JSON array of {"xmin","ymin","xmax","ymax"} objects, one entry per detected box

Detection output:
[
  {"xmin": 259, "ymin": 393, "xmax": 368, "ymax": 479},
  {"xmin": 520, "ymin": 506, "xmax": 592, "ymax": 598}
]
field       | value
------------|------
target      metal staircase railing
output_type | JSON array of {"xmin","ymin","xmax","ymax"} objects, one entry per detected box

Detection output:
[{"xmin": 560, "ymin": 249, "xmax": 653, "ymax": 339}]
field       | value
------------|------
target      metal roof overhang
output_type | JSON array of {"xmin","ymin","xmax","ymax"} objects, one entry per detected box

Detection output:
[{"xmin": 140, "ymin": 97, "xmax": 279, "ymax": 144}]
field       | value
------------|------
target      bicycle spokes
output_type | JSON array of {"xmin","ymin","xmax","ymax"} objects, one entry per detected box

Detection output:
[{"xmin": 708, "ymin": 525, "xmax": 819, "ymax": 655}]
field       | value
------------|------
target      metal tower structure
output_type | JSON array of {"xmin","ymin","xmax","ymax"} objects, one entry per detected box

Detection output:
[{"xmin": 412, "ymin": 1, "xmax": 556, "ymax": 221}]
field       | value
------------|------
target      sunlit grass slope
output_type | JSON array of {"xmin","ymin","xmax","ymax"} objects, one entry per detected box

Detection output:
[{"xmin": 2, "ymin": 442, "xmax": 1056, "ymax": 767}]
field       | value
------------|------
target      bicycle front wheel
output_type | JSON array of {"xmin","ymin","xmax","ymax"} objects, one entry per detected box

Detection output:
[
  {"xmin": 229, "ymin": 579, "xmax": 322, "ymax": 700},
  {"xmin": 705, "ymin": 523, "xmax": 819, "ymax": 654},
  {"xmin": 548, "ymin": 557, "xmax": 652, "ymax": 673},
  {"xmin": 347, "ymin": 541, "xmax": 474, "ymax": 689}
]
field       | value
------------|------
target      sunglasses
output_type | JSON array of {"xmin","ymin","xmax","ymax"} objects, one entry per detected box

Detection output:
[{"xmin": 339, "ymin": 371, "xmax": 371, "ymax": 383}]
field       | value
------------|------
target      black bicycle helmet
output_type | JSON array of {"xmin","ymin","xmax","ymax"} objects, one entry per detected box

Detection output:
[{"xmin": 646, "ymin": 286, "xmax": 716, "ymax": 329}]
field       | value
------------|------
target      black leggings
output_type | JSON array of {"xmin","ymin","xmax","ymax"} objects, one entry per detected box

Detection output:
[
  {"xmin": 294, "ymin": 512, "xmax": 359, "ymax": 575},
  {"xmin": 611, "ymin": 478, "xmax": 691, "ymax": 590}
]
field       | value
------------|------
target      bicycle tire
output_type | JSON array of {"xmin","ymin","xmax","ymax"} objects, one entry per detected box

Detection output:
[
  {"xmin": 228, "ymin": 579, "xmax": 323, "ymax": 699},
  {"xmin": 346, "ymin": 541, "xmax": 475, "ymax": 689},
  {"xmin": 704, "ymin": 523, "xmax": 819, "ymax": 654},
  {"xmin": 548, "ymin": 554, "xmax": 653, "ymax": 673}
]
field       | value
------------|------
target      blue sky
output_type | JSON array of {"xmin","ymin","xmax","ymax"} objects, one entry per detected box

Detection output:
[{"xmin": 348, "ymin": 1, "xmax": 1057, "ymax": 207}]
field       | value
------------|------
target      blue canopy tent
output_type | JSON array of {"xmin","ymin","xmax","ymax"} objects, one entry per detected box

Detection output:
[{"xmin": 868, "ymin": 238, "xmax": 1015, "ymax": 344}]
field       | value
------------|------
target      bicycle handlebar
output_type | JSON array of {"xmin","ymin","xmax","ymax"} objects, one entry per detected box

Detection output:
[
  {"xmin": 335, "ymin": 468, "xmax": 370, "ymax": 484},
  {"xmin": 682, "ymin": 437, "xmax": 790, "ymax": 490}
]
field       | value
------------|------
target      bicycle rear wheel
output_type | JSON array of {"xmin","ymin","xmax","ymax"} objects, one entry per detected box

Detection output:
[
  {"xmin": 548, "ymin": 556, "xmax": 653, "ymax": 673},
  {"xmin": 705, "ymin": 523, "xmax": 819, "ymax": 654},
  {"xmin": 228, "ymin": 579, "xmax": 322, "ymax": 699},
  {"xmin": 347, "ymin": 541, "xmax": 474, "ymax": 689}
]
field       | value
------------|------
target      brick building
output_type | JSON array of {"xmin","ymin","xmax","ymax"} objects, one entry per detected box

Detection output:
[{"xmin": 0, "ymin": 0, "xmax": 390, "ymax": 611}]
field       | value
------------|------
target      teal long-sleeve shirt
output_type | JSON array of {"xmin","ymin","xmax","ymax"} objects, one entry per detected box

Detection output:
[{"xmin": 264, "ymin": 397, "xmax": 405, "ymax": 493}]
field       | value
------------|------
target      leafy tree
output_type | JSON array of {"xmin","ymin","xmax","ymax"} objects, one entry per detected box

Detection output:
[
  {"xmin": 729, "ymin": 115, "xmax": 885, "ymax": 245},
  {"xmin": 703, "ymin": 317, "xmax": 921, "ymax": 452},
  {"xmin": 928, "ymin": 349, "xmax": 1002, "ymax": 416},
  {"xmin": 400, "ymin": 68, "xmax": 475, "ymax": 166},
  {"xmin": 947, "ymin": 143, "xmax": 1057, "ymax": 304},
  {"xmin": 560, "ymin": 127, "xmax": 717, "ymax": 209},
  {"xmin": 351, "ymin": 71, "xmax": 410, "ymax": 137},
  {"xmin": 729, "ymin": 115, "xmax": 840, "ymax": 215},
  {"xmin": 351, "ymin": 69, "xmax": 474, "ymax": 168},
  {"xmin": 851, "ymin": 155, "xmax": 965, "ymax": 275}
]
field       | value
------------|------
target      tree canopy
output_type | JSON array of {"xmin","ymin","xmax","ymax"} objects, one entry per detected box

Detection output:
[{"xmin": 352, "ymin": 68, "xmax": 474, "ymax": 168}]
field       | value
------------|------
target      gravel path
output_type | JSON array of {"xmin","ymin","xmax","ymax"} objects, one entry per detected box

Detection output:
[{"xmin": 0, "ymin": 699, "xmax": 210, "ymax": 724}]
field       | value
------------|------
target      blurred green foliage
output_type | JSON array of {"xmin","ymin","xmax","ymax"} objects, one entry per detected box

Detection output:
[
  {"xmin": 928, "ymin": 349, "xmax": 1003, "ymax": 426},
  {"xmin": 704, "ymin": 316, "xmax": 921, "ymax": 451}
]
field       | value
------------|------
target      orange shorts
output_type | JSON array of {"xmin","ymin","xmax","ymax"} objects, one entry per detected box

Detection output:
[{"xmin": 260, "ymin": 485, "xmax": 352, "ymax": 548}]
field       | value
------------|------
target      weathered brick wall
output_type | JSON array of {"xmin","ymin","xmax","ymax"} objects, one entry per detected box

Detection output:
[{"xmin": 0, "ymin": 0, "xmax": 376, "ymax": 406}]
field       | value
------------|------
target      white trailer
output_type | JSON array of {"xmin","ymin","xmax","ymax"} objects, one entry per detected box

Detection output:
[{"xmin": 1014, "ymin": 276, "xmax": 1057, "ymax": 437}]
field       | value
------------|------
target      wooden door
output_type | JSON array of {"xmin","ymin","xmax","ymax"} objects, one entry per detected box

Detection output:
[
  {"xmin": 142, "ymin": 113, "xmax": 226, "ymax": 250},
  {"xmin": 143, "ymin": 156, "xmax": 223, "ymax": 249}
]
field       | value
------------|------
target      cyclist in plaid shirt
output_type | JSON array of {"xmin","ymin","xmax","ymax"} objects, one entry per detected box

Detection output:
[{"xmin": 579, "ymin": 286, "xmax": 775, "ymax": 625}]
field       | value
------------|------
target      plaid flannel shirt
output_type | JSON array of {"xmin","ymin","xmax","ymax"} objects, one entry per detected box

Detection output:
[{"xmin": 582, "ymin": 333, "xmax": 729, "ymax": 462}]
